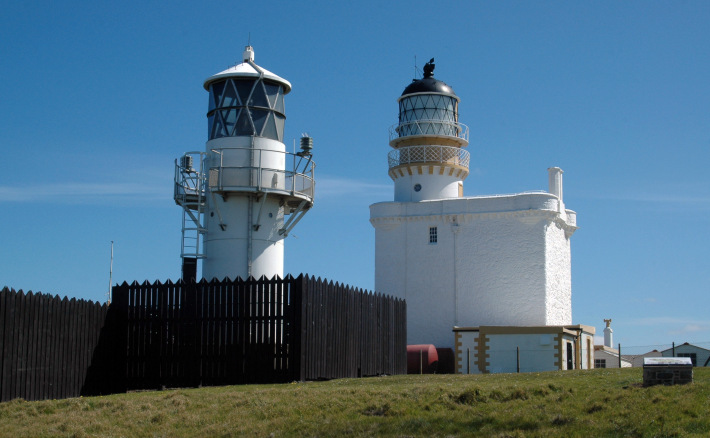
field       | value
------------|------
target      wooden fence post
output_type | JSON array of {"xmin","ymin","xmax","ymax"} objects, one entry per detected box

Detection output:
[
  {"xmin": 112, "ymin": 282, "xmax": 129, "ymax": 393},
  {"xmin": 517, "ymin": 347, "xmax": 520, "ymax": 373}
]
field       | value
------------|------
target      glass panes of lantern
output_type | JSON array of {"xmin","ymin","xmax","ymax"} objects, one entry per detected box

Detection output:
[{"xmin": 207, "ymin": 78, "xmax": 286, "ymax": 141}]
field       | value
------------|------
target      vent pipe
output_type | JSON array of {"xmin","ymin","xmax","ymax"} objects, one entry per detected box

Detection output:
[{"xmin": 548, "ymin": 167, "xmax": 563, "ymax": 202}]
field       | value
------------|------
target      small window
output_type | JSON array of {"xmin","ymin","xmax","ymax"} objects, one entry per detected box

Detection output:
[
  {"xmin": 429, "ymin": 227, "xmax": 437, "ymax": 244},
  {"xmin": 594, "ymin": 359, "xmax": 606, "ymax": 369}
]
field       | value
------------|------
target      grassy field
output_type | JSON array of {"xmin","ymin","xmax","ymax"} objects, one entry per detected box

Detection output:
[{"xmin": 0, "ymin": 368, "xmax": 708, "ymax": 437}]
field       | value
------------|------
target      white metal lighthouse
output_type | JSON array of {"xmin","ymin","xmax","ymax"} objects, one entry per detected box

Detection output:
[{"xmin": 174, "ymin": 46, "xmax": 315, "ymax": 281}]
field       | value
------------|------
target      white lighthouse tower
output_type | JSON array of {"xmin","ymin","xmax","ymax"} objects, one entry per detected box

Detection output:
[
  {"xmin": 388, "ymin": 59, "xmax": 470, "ymax": 202},
  {"xmin": 371, "ymin": 60, "xmax": 579, "ymax": 349},
  {"xmin": 174, "ymin": 46, "xmax": 315, "ymax": 281}
]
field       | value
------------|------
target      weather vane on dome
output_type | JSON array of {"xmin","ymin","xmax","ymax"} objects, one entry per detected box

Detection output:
[{"xmin": 423, "ymin": 58, "xmax": 435, "ymax": 78}]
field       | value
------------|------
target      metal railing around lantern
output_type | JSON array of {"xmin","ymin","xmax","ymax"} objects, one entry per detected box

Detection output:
[{"xmin": 389, "ymin": 120, "xmax": 469, "ymax": 142}]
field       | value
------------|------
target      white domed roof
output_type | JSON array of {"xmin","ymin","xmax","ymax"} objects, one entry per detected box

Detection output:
[{"xmin": 203, "ymin": 47, "xmax": 291, "ymax": 94}]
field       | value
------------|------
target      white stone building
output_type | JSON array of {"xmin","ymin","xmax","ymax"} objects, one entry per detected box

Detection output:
[
  {"xmin": 594, "ymin": 318, "xmax": 634, "ymax": 368},
  {"xmin": 594, "ymin": 345, "xmax": 633, "ymax": 368},
  {"xmin": 370, "ymin": 60, "xmax": 583, "ymax": 358}
]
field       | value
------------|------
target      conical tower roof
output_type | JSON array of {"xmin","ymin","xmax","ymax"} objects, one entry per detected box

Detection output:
[{"xmin": 203, "ymin": 46, "xmax": 291, "ymax": 94}]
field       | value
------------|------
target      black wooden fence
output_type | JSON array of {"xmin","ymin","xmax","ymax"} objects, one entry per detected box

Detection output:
[
  {"xmin": 0, "ymin": 288, "xmax": 109, "ymax": 402},
  {"xmin": 114, "ymin": 276, "xmax": 298, "ymax": 389},
  {"xmin": 114, "ymin": 275, "xmax": 407, "ymax": 389},
  {"xmin": 298, "ymin": 275, "xmax": 406, "ymax": 380},
  {"xmin": 0, "ymin": 275, "xmax": 406, "ymax": 402}
]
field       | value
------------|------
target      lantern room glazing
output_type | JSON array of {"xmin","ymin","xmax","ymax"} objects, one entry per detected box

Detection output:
[{"xmin": 207, "ymin": 77, "xmax": 286, "ymax": 142}]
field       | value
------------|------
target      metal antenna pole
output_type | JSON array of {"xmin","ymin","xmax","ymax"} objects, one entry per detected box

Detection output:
[{"xmin": 108, "ymin": 241, "xmax": 114, "ymax": 304}]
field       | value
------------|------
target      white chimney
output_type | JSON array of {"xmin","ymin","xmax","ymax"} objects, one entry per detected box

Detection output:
[
  {"xmin": 603, "ymin": 319, "xmax": 613, "ymax": 348},
  {"xmin": 548, "ymin": 167, "xmax": 563, "ymax": 202}
]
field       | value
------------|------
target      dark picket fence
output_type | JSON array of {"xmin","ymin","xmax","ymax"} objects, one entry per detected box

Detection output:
[
  {"xmin": 0, "ymin": 288, "xmax": 109, "ymax": 402},
  {"xmin": 0, "ymin": 275, "xmax": 406, "ymax": 402},
  {"xmin": 113, "ymin": 276, "xmax": 299, "ymax": 389},
  {"xmin": 298, "ymin": 275, "xmax": 407, "ymax": 380},
  {"xmin": 113, "ymin": 275, "xmax": 407, "ymax": 389}
]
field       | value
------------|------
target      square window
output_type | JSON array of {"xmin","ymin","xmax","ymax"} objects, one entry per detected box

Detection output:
[
  {"xmin": 429, "ymin": 227, "xmax": 437, "ymax": 244},
  {"xmin": 594, "ymin": 359, "xmax": 606, "ymax": 368}
]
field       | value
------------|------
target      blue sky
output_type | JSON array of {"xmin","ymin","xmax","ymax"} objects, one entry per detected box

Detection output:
[{"xmin": 2, "ymin": 1, "xmax": 709, "ymax": 354}]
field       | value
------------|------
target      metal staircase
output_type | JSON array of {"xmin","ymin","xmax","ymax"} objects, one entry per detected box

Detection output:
[{"xmin": 174, "ymin": 152, "xmax": 207, "ymax": 270}]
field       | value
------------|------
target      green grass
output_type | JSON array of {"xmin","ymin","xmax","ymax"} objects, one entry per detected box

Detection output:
[{"xmin": 1, "ymin": 368, "xmax": 709, "ymax": 437}]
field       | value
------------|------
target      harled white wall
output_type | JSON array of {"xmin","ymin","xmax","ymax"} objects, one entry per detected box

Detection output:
[{"xmin": 371, "ymin": 192, "xmax": 577, "ymax": 349}]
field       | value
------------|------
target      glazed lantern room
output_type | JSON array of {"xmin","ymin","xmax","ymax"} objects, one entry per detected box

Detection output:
[
  {"xmin": 395, "ymin": 61, "xmax": 462, "ymax": 142},
  {"xmin": 204, "ymin": 50, "xmax": 291, "ymax": 142}
]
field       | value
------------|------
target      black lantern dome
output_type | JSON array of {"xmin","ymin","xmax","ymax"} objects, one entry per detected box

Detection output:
[{"xmin": 401, "ymin": 59, "xmax": 456, "ymax": 96}]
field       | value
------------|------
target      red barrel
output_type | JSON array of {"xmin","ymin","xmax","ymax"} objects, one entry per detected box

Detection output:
[{"xmin": 407, "ymin": 344, "xmax": 439, "ymax": 374}]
